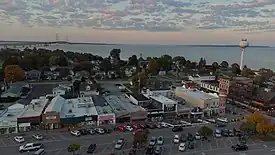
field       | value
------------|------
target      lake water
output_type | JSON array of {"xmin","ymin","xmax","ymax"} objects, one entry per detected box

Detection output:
[{"xmin": 1, "ymin": 43, "xmax": 274, "ymax": 70}]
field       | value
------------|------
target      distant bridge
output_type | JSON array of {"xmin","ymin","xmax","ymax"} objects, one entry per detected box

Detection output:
[{"xmin": 0, "ymin": 41, "xmax": 70, "ymax": 48}]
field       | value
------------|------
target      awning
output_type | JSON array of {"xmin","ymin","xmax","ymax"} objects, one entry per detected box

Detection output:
[{"xmin": 18, "ymin": 123, "xmax": 30, "ymax": 127}]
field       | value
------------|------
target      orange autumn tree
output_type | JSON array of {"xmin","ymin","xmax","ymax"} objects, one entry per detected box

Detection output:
[
  {"xmin": 4, "ymin": 65, "xmax": 25, "ymax": 82},
  {"xmin": 246, "ymin": 111, "xmax": 264, "ymax": 124}
]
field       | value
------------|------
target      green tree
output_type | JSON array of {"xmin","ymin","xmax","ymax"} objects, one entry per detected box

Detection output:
[
  {"xmin": 198, "ymin": 58, "xmax": 206, "ymax": 69},
  {"xmin": 173, "ymin": 56, "xmax": 186, "ymax": 66},
  {"xmin": 128, "ymin": 55, "xmax": 138, "ymax": 66},
  {"xmin": 198, "ymin": 126, "xmax": 213, "ymax": 137},
  {"xmin": 131, "ymin": 71, "xmax": 148, "ymax": 91},
  {"xmin": 157, "ymin": 54, "xmax": 173, "ymax": 71},
  {"xmin": 110, "ymin": 48, "xmax": 121, "ymax": 60},
  {"xmin": 49, "ymin": 56, "xmax": 59, "ymax": 66},
  {"xmin": 231, "ymin": 63, "xmax": 241, "ymax": 75},
  {"xmin": 211, "ymin": 62, "xmax": 219, "ymax": 71},
  {"xmin": 220, "ymin": 61, "xmax": 229, "ymax": 68},
  {"xmin": 67, "ymin": 144, "xmax": 80, "ymax": 155},
  {"xmin": 147, "ymin": 59, "xmax": 159, "ymax": 75},
  {"xmin": 242, "ymin": 66, "xmax": 255, "ymax": 77},
  {"xmin": 100, "ymin": 59, "xmax": 112, "ymax": 74}
]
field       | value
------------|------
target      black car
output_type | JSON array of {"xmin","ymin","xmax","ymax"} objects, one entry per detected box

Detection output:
[
  {"xmin": 228, "ymin": 130, "xmax": 234, "ymax": 137},
  {"xmin": 154, "ymin": 146, "xmax": 162, "ymax": 155},
  {"xmin": 128, "ymin": 149, "xmax": 136, "ymax": 155},
  {"xmin": 232, "ymin": 144, "xmax": 248, "ymax": 151},
  {"xmin": 146, "ymin": 146, "xmax": 154, "ymax": 155},
  {"xmin": 172, "ymin": 126, "xmax": 183, "ymax": 132},
  {"xmin": 187, "ymin": 133, "xmax": 194, "ymax": 141},
  {"xmin": 79, "ymin": 129, "xmax": 88, "ymax": 135},
  {"xmin": 87, "ymin": 144, "xmax": 96, "ymax": 153},
  {"xmin": 188, "ymin": 141, "xmax": 195, "ymax": 149},
  {"xmin": 221, "ymin": 129, "xmax": 229, "ymax": 137},
  {"xmin": 180, "ymin": 134, "xmax": 187, "ymax": 142},
  {"xmin": 104, "ymin": 128, "xmax": 112, "ymax": 134}
]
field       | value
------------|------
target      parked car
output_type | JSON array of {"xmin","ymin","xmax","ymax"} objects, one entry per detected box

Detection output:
[
  {"xmin": 87, "ymin": 144, "xmax": 96, "ymax": 153},
  {"xmin": 178, "ymin": 143, "xmax": 186, "ymax": 151},
  {"xmin": 172, "ymin": 126, "xmax": 183, "ymax": 132},
  {"xmin": 157, "ymin": 136, "xmax": 164, "ymax": 145},
  {"xmin": 195, "ymin": 132, "xmax": 201, "ymax": 140},
  {"xmin": 232, "ymin": 144, "xmax": 248, "ymax": 151},
  {"xmin": 146, "ymin": 146, "xmax": 154, "ymax": 155},
  {"xmin": 215, "ymin": 129, "xmax": 222, "ymax": 138},
  {"xmin": 187, "ymin": 133, "xmax": 194, "ymax": 141},
  {"xmin": 70, "ymin": 130, "xmax": 81, "ymax": 136},
  {"xmin": 114, "ymin": 138, "xmax": 125, "ymax": 150},
  {"xmin": 229, "ymin": 130, "xmax": 234, "ymax": 137},
  {"xmin": 32, "ymin": 134, "xmax": 43, "ymax": 140},
  {"xmin": 188, "ymin": 141, "xmax": 195, "ymax": 149},
  {"xmin": 19, "ymin": 143, "xmax": 43, "ymax": 152},
  {"xmin": 103, "ymin": 128, "xmax": 112, "ymax": 134},
  {"xmin": 126, "ymin": 125, "xmax": 133, "ymax": 132},
  {"xmin": 79, "ymin": 129, "xmax": 88, "ymax": 135},
  {"xmin": 95, "ymin": 128, "xmax": 105, "ymax": 134},
  {"xmin": 149, "ymin": 137, "xmax": 156, "ymax": 146},
  {"xmin": 173, "ymin": 135, "xmax": 180, "ymax": 143},
  {"xmin": 117, "ymin": 126, "xmax": 126, "ymax": 132},
  {"xmin": 160, "ymin": 122, "xmax": 169, "ymax": 128},
  {"xmin": 14, "ymin": 136, "xmax": 25, "ymax": 143},
  {"xmin": 87, "ymin": 129, "xmax": 96, "ymax": 135},
  {"xmin": 154, "ymin": 146, "xmax": 162, "ymax": 155}
]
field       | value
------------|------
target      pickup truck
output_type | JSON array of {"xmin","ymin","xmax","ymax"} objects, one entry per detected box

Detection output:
[{"xmin": 19, "ymin": 143, "xmax": 43, "ymax": 152}]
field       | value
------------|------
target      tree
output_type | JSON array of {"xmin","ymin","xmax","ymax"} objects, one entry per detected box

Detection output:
[
  {"xmin": 246, "ymin": 111, "xmax": 264, "ymax": 124},
  {"xmin": 57, "ymin": 56, "xmax": 69, "ymax": 66},
  {"xmin": 100, "ymin": 59, "xmax": 112, "ymax": 74},
  {"xmin": 4, "ymin": 65, "xmax": 25, "ymax": 82},
  {"xmin": 3, "ymin": 57, "xmax": 19, "ymax": 69},
  {"xmin": 240, "ymin": 122, "xmax": 256, "ymax": 135},
  {"xmin": 128, "ymin": 55, "xmax": 138, "ymax": 66},
  {"xmin": 212, "ymin": 62, "xmax": 219, "ymax": 71},
  {"xmin": 131, "ymin": 71, "xmax": 148, "ymax": 91},
  {"xmin": 231, "ymin": 63, "xmax": 241, "ymax": 75},
  {"xmin": 133, "ymin": 129, "xmax": 149, "ymax": 148},
  {"xmin": 49, "ymin": 56, "xmax": 59, "ymax": 66},
  {"xmin": 198, "ymin": 58, "xmax": 206, "ymax": 69},
  {"xmin": 198, "ymin": 126, "xmax": 213, "ymax": 137},
  {"xmin": 220, "ymin": 61, "xmax": 229, "ymax": 68},
  {"xmin": 242, "ymin": 67, "xmax": 255, "ymax": 77},
  {"xmin": 173, "ymin": 56, "xmax": 186, "ymax": 66},
  {"xmin": 157, "ymin": 54, "xmax": 173, "ymax": 71},
  {"xmin": 110, "ymin": 48, "xmax": 121, "ymax": 60},
  {"xmin": 67, "ymin": 144, "xmax": 80, "ymax": 155},
  {"xmin": 256, "ymin": 120, "xmax": 274, "ymax": 135},
  {"xmin": 147, "ymin": 59, "xmax": 159, "ymax": 75}
]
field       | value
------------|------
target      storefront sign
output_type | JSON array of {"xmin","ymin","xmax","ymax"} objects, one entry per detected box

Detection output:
[
  {"xmin": 164, "ymin": 104, "xmax": 176, "ymax": 112},
  {"xmin": 46, "ymin": 116, "xmax": 56, "ymax": 120}
]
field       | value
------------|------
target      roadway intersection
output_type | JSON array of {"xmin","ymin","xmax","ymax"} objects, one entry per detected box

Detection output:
[{"xmin": 0, "ymin": 123, "xmax": 274, "ymax": 155}]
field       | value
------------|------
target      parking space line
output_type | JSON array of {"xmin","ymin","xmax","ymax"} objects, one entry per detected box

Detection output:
[
  {"xmin": 208, "ymin": 142, "xmax": 212, "ymax": 150},
  {"xmin": 168, "ymin": 138, "xmax": 173, "ymax": 155},
  {"xmin": 228, "ymin": 139, "xmax": 233, "ymax": 146},
  {"xmin": 54, "ymin": 149, "xmax": 62, "ymax": 155},
  {"xmin": 9, "ymin": 138, "xmax": 16, "ymax": 145},
  {"xmin": 102, "ymin": 143, "xmax": 110, "ymax": 152}
]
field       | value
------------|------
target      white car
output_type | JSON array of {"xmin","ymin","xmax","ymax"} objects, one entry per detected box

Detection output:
[
  {"xmin": 95, "ymin": 128, "xmax": 105, "ymax": 134},
  {"xmin": 126, "ymin": 126, "xmax": 133, "ymax": 132},
  {"xmin": 215, "ymin": 129, "xmax": 222, "ymax": 138},
  {"xmin": 70, "ymin": 130, "xmax": 81, "ymax": 136},
  {"xmin": 178, "ymin": 143, "xmax": 186, "ymax": 151},
  {"xmin": 114, "ymin": 138, "xmax": 125, "ymax": 150},
  {"xmin": 14, "ymin": 136, "xmax": 25, "ymax": 143},
  {"xmin": 195, "ymin": 132, "xmax": 201, "ymax": 140},
  {"xmin": 160, "ymin": 122, "xmax": 168, "ymax": 128},
  {"xmin": 149, "ymin": 137, "xmax": 156, "ymax": 146},
  {"xmin": 33, "ymin": 134, "xmax": 43, "ymax": 140},
  {"xmin": 173, "ymin": 135, "xmax": 180, "ymax": 144},
  {"xmin": 157, "ymin": 136, "xmax": 164, "ymax": 145}
]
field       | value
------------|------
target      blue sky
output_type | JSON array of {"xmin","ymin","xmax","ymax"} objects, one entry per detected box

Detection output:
[{"xmin": 0, "ymin": 0, "xmax": 275, "ymax": 44}]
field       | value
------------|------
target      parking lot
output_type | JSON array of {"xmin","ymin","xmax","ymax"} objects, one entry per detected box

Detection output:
[{"xmin": 0, "ymin": 124, "xmax": 269, "ymax": 155}]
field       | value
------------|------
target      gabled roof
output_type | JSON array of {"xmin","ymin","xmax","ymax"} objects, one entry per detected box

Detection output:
[{"xmin": 45, "ymin": 95, "xmax": 65, "ymax": 113}]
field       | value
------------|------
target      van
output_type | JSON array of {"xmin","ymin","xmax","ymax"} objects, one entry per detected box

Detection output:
[{"xmin": 34, "ymin": 149, "xmax": 45, "ymax": 155}]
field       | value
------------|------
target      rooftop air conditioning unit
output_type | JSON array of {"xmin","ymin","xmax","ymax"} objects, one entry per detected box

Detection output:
[{"xmin": 68, "ymin": 109, "xmax": 72, "ymax": 113}]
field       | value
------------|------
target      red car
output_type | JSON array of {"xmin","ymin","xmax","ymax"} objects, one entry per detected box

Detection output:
[{"xmin": 116, "ymin": 126, "xmax": 126, "ymax": 132}]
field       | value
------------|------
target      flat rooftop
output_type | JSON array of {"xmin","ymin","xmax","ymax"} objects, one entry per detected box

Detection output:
[
  {"xmin": 92, "ymin": 95, "xmax": 114, "ymax": 115},
  {"xmin": 0, "ymin": 103, "xmax": 26, "ymax": 122},
  {"xmin": 175, "ymin": 87, "xmax": 219, "ymax": 100},
  {"xmin": 20, "ymin": 97, "xmax": 49, "ymax": 118},
  {"xmin": 104, "ymin": 95, "xmax": 145, "ymax": 117},
  {"xmin": 127, "ymin": 93, "xmax": 150, "ymax": 102},
  {"xmin": 147, "ymin": 95, "xmax": 177, "ymax": 105},
  {"xmin": 60, "ymin": 97, "xmax": 98, "ymax": 118}
]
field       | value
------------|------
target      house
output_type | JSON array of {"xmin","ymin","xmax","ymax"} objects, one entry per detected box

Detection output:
[
  {"xmin": 55, "ymin": 67, "xmax": 71, "ymax": 78},
  {"xmin": 52, "ymin": 85, "xmax": 72, "ymax": 96},
  {"xmin": 158, "ymin": 70, "xmax": 167, "ymax": 76},
  {"xmin": 107, "ymin": 71, "xmax": 118, "ymax": 79},
  {"xmin": 79, "ymin": 83, "xmax": 100, "ymax": 97},
  {"xmin": 75, "ymin": 70, "xmax": 90, "ymax": 78},
  {"xmin": 25, "ymin": 69, "xmax": 41, "ymax": 80},
  {"xmin": 125, "ymin": 67, "xmax": 136, "ymax": 77}
]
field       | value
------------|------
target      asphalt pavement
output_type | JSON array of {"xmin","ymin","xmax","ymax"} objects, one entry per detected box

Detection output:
[{"xmin": 1, "ymin": 122, "xmax": 274, "ymax": 155}]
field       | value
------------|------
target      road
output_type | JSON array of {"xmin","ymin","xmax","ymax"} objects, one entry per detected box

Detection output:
[{"xmin": 0, "ymin": 122, "xmax": 274, "ymax": 155}]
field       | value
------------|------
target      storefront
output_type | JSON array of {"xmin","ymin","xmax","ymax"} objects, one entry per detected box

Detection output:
[
  {"xmin": 17, "ymin": 116, "xmax": 40, "ymax": 131},
  {"xmin": 0, "ymin": 121, "xmax": 17, "ymax": 134},
  {"xmin": 42, "ymin": 112, "xmax": 61, "ymax": 129},
  {"xmin": 97, "ymin": 114, "xmax": 116, "ymax": 125}
]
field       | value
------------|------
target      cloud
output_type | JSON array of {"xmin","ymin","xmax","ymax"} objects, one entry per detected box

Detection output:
[{"xmin": 0, "ymin": 0, "xmax": 275, "ymax": 33}]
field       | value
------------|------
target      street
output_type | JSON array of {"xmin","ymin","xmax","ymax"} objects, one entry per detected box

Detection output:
[{"xmin": 0, "ymin": 122, "xmax": 274, "ymax": 155}]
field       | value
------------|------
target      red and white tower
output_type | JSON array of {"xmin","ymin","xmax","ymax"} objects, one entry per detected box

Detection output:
[{"xmin": 239, "ymin": 39, "xmax": 249, "ymax": 70}]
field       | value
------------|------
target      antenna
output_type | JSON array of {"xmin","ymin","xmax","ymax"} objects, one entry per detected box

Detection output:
[
  {"xmin": 56, "ymin": 33, "xmax": 60, "ymax": 41},
  {"xmin": 66, "ymin": 36, "xmax": 69, "ymax": 42}
]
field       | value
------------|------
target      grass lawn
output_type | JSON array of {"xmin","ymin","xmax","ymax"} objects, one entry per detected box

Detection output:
[{"xmin": 252, "ymin": 134, "xmax": 275, "ymax": 141}]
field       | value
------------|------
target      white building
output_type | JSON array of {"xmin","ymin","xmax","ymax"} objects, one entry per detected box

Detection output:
[
  {"xmin": 188, "ymin": 75, "xmax": 215, "ymax": 82},
  {"xmin": 200, "ymin": 81, "xmax": 220, "ymax": 93},
  {"xmin": 52, "ymin": 85, "xmax": 71, "ymax": 96},
  {"xmin": 0, "ymin": 103, "xmax": 26, "ymax": 134},
  {"xmin": 175, "ymin": 87, "xmax": 220, "ymax": 116},
  {"xmin": 146, "ymin": 94, "xmax": 178, "ymax": 113}
]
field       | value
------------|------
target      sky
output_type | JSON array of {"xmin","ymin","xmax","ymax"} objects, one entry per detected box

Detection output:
[{"xmin": 0, "ymin": 0, "xmax": 275, "ymax": 45}]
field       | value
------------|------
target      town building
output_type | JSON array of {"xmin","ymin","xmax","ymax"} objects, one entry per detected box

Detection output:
[
  {"xmin": 1, "ymin": 83, "xmax": 30, "ymax": 98},
  {"xmin": 0, "ymin": 103, "xmax": 26, "ymax": 134},
  {"xmin": 60, "ymin": 97, "xmax": 98, "ymax": 126},
  {"xmin": 42, "ymin": 95, "xmax": 65, "ymax": 129},
  {"xmin": 17, "ymin": 97, "xmax": 49, "ymax": 131},
  {"xmin": 188, "ymin": 74, "xmax": 215, "ymax": 82},
  {"xmin": 175, "ymin": 87, "xmax": 220, "ymax": 117},
  {"xmin": 92, "ymin": 95, "xmax": 116, "ymax": 126},
  {"xmin": 79, "ymin": 83, "xmax": 100, "ymax": 97},
  {"xmin": 104, "ymin": 95, "xmax": 147, "ymax": 123},
  {"xmin": 52, "ymin": 85, "xmax": 72, "ymax": 97},
  {"xmin": 200, "ymin": 81, "xmax": 220, "ymax": 93},
  {"xmin": 126, "ymin": 93, "xmax": 151, "ymax": 106},
  {"xmin": 25, "ymin": 69, "xmax": 41, "ymax": 80}
]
